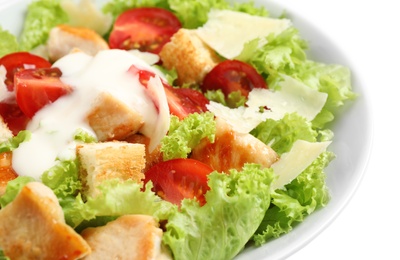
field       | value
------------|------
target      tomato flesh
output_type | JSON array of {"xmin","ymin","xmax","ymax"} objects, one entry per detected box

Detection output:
[
  {"xmin": 0, "ymin": 98, "xmax": 29, "ymax": 135},
  {"xmin": 14, "ymin": 67, "xmax": 73, "ymax": 118},
  {"xmin": 0, "ymin": 52, "xmax": 52, "ymax": 91},
  {"xmin": 143, "ymin": 158, "xmax": 213, "ymax": 206},
  {"xmin": 164, "ymin": 86, "xmax": 209, "ymax": 119},
  {"xmin": 109, "ymin": 7, "xmax": 181, "ymax": 54},
  {"xmin": 201, "ymin": 60, "xmax": 268, "ymax": 97},
  {"xmin": 128, "ymin": 65, "xmax": 209, "ymax": 119}
]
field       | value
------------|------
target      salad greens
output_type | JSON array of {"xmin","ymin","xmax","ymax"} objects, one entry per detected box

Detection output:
[{"xmin": 0, "ymin": 0, "xmax": 356, "ymax": 259}]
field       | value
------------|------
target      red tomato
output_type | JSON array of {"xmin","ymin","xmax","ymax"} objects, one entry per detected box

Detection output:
[
  {"xmin": 14, "ymin": 67, "xmax": 73, "ymax": 118},
  {"xmin": 109, "ymin": 7, "xmax": 181, "ymax": 54},
  {"xmin": 164, "ymin": 86, "xmax": 209, "ymax": 119},
  {"xmin": 0, "ymin": 52, "xmax": 52, "ymax": 91},
  {"xmin": 128, "ymin": 65, "xmax": 209, "ymax": 119},
  {"xmin": 201, "ymin": 60, "xmax": 268, "ymax": 97},
  {"xmin": 143, "ymin": 158, "xmax": 213, "ymax": 206},
  {"xmin": 0, "ymin": 98, "xmax": 29, "ymax": 135}
]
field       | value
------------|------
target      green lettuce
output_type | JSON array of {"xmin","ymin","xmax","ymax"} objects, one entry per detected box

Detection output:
[
  {"xmin": 0, "ymin": 131, "xmax": 31, "ymax": 153},
  {"xmin": 238, "ymin": 26, "xmax": 356, "ymax": 129},
  {"xmin": 0, "ymin": 250, "xmax": 10, "ymax": 260},
  {"xmin": 63, "ymin": 180, "xmax": 177, "ymax": 228},
  {"xmin": 0, "ymin": 27, "xmax": 19, "ymax": 58},
  {"xmin": 205, "ymin": 89, "xmax": 247, "ymax": 108},
  {"xmin": 251, "ymin": 113, "xmax": 318, "ymax": 155},
  {"xmin": 41, "ymin": 159, "xmax": 82, "ymax": 200},
  {"xmin": 103, "ymin": 0, "xmax": 171, "ymax": 20},
  {"xmin": 0, "ymin": 176, "xmax": 35, "ymax": 208},
  {"xmin": 161, "ymin": 112, "xmax": 216, "ymax": 160},
  {"xmin": 19, "ymin": 0, "xmax": 68, "ymax": 51},
  {"xmin": 163, "ymin": 164, "xmax": 274, "ymax": 259},
  {"xmin": 253, "ymin": 151, "xmax": 334, "ymax": 244}
]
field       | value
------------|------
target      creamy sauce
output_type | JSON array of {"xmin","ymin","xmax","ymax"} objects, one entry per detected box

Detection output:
[{"xmin": 13, "ymin": 50, "xmax": 170, "ymax": 179}]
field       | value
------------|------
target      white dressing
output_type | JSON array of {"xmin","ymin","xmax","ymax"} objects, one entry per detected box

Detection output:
[{"xmin": 13, "ymin": 49, "xmax": 170, "ymax": 179}]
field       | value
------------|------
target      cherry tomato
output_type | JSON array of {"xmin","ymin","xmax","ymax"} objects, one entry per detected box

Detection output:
[
  {"xmin": 201, "ymin": 60, "xmax": 268, "ymax": 97},
  {"xmin": 128, "ymin": 65, "xmax": 209, "ymax": 119},
  {"xmin": 164, "ymin": 86, "xmax": 209, "ymax": 119},
  {"xmin": 0, "ymin": 52, "xmax": 52, "ymax": 91},
  {"xmin": 143, "ymin": 158, "xmax": 213, "ymax": 206},
  {"xmin": 109, "ymin": 7, "xmax": 181, "ymax": 54},
  {"xmin": 0, "ymin": 98, "xmax": 29, "ymax": 135},
  {"xmin": 14, "ymin": 67, "xmax": 73, "ymax": 118}
]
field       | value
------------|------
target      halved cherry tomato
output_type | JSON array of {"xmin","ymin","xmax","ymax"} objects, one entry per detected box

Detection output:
[
  {"xmin": 164, "ymin": 86, "xmax": 209, "ymax": 119},
  {"xmin": 0, "ymin": 98, "xmax": 29, "ymax": 135},
  {"xmin": 14, "ymin": 67, "xmax": 73, "ymax": 118},
  {"xmin": 128, "ymin": 65, "xmax": 209, "ymax": 119},
  {"xmin": 109, "ymin": 7, "xmax": 181, "ymax": 54},
  {"xmin": 201, "ymin": 60, "xmax": 268, "ymax": 97},
  {"xmin": 0, "ymin": 52, "xmax": 52, "ymax": 91},
  {"xmin": 143, "ymin": 158, "xmax": 213, "ymax": 206}
]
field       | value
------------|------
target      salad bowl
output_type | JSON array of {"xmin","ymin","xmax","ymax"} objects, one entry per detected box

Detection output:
[{"xmin": 0, "ymin": 0, "xmax": 373, "ymax": 259}]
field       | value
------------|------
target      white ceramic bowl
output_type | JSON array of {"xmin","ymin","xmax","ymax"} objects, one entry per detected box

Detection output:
[{"xmin": 0, "ymin": 0, "xmax": 373, "ymax": 259}]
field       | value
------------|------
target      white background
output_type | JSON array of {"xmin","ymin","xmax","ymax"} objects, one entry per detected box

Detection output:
[
  {"xmin": 0, "ymin": 0, "xmax": 398, "ymax": 259},
  {"xmin": 281, "ymin": 0, "xmax": 400, "ymax": 259}
]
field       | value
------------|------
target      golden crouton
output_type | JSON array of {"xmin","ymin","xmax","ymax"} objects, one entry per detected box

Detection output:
[
  {"xmin": 191, "ymin": 118, "xmax": 279, "ymax": 172},
  {"xmin": 0, "ymin": 152, "xmax": 17, "ymax": 196},
  {"xmin": 81, "ymin": 215, "xmax": 172, "ymax": 260},
  {"xmin": 0, "ymin": 182, "xmax": 91, "ymax": 259},
  {"xmin": 47, "ymin": 24, "xmax": 109, "ymax": 62},
  {"xmin": 124, "ymin": 134, "xmax": 163, "ymax": 172},
  {"xmin": 159, "ymin": 28, "xmax": 222, "ymax": 86},
  {"xmin": 86, "ymin": 92, "xmax": 144, "ymax": 142},
  {"xmin": 77, "ymin": 141, "xmax": 146, "ymax": 198}
]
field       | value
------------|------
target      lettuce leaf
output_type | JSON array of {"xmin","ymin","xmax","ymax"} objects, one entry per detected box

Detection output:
[
  {"xmin": 0, "ymin": 131, "xmax": 31, "ymax": 153},
  {"xmin": 239, "ymin": 26, "xmax": 356, "ymax": 129},
  {"xmin": 0, "ymin": 176, "xmax": 35, "ymax": 207},
  {"xmin": 253, "ymin": 151, "xmax": 334, "ymax": 244},
  {"xmin": 163, "ymin": 164, "xmax": 274, "ymax": 259},
  {"xmin": 19, "ymin": 0, "xmax": 68, "ymax": 51},
  {"xmin": 0, "ymin": 27, "xmax": 19, "ymax": 58},
  {"xmin": 102, "ymin": 0, "xmax": 171, "ymax": 20},
  {"xmin": 41, "ymin": 159, "xmax": 82, "ymax": 200},
  {"xmin": 161, "ymin": 112, "xmax": 216, "ymax": 160},
  {"xmin": 251, "ymin": 113, "xmax": 318, "ymax": 155},
  {"xmin": 63, "ymin": 180, "xmax": 177, "ymax": 228}
]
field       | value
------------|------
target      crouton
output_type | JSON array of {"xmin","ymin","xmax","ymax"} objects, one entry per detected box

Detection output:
[
  {"xmin": 0, "ymin": 152, "xmax": 17, "ymax": 196},
  {"xmin": 124, "ymin": 134, "xmax": 163, "ymax": 172},
  {"xmin": 0, "ymin": 182, "xmax": 91, "ymax": 259},
  {"xmin": 159, "ymin": 28, "xmax": 222, "ymax": 86},
  {"xmin": 77, "ymin": 141, "xmax": 146, "ymax": 198},
  {"xmin": 86, "ymin": 92, "xmax": 144, "ymax": 142},
  {"xmin": 81, "ymin": 215, "xmax": 172, "ymax": 260},
  {"xmin": 47, "ymin": 24, "xmax": 109, "ymax": 62},
  {"xmin": 191, "ymin": 118, "xmax": 279, "ymax": 172}
]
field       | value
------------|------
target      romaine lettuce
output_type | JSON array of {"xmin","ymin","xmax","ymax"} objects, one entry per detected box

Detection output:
[
  {"xmin": 0, "ymin": 27, "xmax": 19, "ymax": 58},
  {"xmin": 19, "ymin": 0, "xmax": 68, "ymax": 51},
  {"xmin": 163, "ymin": 164, "xmax": 274, "ymax": 259},
  {"xmin": 253, "ymin": 151, "xmax": 334, "ymax": 244},
  {"xmin": 161, "ymin": 112, "xmax": 216, "ymax": 160},
  {"xmin": 0, "ymin": 131, "xmax": 31, "ymax": 153}
]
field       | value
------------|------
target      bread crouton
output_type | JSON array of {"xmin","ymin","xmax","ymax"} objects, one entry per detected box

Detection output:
[
  {"xmin": 77, "ymin": 142, "xmax": 146, "ymax": 198},
  {"xmin": 86, "ymin": 92, "xmax": 144, "ymax": 142},
  {"xmin": 47, "ymin": 24, "xmax": 109, "ymax": 62},
  {"xmin": 191, "ymin": 118, "xmax": 279, "ymax": 172},
  {"xmin": 124, "ymin": 134, "xmax": 163, "ymax": 172},
  {"xmin": 0, "ymin": 182, "xmax": 91, "ymax": 259},
  {"xmin": 0, "ymin": 152, "xmax": 17, "ymax": 196},
  {"xmin": 159, "ymin": 28, "xmax": 222, "ymax": 86},
  {"xmin": 81, "ymin": 215, "xmax": 172, "ymax": 260}
]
